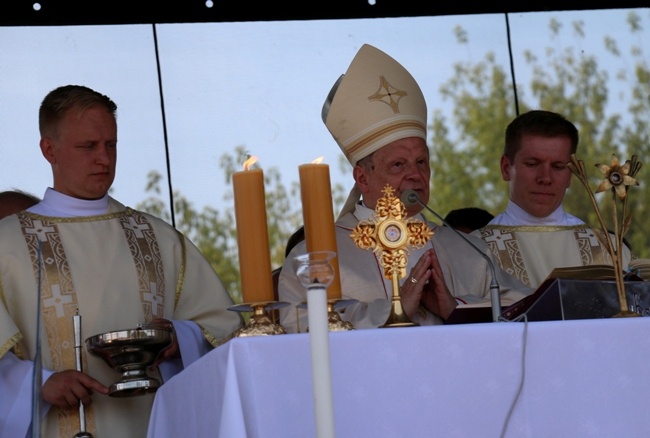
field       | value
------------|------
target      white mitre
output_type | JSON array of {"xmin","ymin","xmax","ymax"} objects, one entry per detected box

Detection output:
[{"xmin": 321, "ymin": 43, "xmax": 427, "ymax": 217}]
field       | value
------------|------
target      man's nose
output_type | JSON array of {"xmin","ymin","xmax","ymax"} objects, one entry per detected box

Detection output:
[
  {"xmin": 406, "ymin": 162, "xmax": 420, "ymax": 175},
  {"xmin": 536, "ymin": 165, "xmax": 552, "ymax": 183},
  {"xmin": 94, "ymin": 145, "xmax": 112, "ymax": 164},
  {"xmin": 405, "ymin": 161, "xmax": 424, "ymax": 178}
]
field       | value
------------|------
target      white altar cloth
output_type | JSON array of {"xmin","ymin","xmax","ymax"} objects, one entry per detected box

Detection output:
[{"xmin": 147, "ymin": 318, "xmax": 650, "ymax": 437}]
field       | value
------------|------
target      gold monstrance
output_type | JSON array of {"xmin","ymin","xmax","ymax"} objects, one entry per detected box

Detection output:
[{"xmin": 350, "ymin": 184, "xmax": 434, "ymax": 327}]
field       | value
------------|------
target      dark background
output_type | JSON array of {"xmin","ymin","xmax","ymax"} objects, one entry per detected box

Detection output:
[{"xmin": 2, "ymin": 1, "xmax": 649, "ymax": 27}]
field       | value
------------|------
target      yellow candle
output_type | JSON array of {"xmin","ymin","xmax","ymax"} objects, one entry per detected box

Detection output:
[
  {"xmin": 298, "ymin": 160, "xmax": 342, "ymax": 300},
  {"xmin": 233, "ymin": 158, "xmax": 274, "ymax": 304}
]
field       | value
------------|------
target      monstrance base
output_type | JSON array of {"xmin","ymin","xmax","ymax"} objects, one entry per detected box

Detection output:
[
  {"xmin": 380, "ymin": 320, "xmax": 419, "ymax": 328},
  {"xmin": 380, "ymin": 299, "xmax": 420, "ymax": 328}
]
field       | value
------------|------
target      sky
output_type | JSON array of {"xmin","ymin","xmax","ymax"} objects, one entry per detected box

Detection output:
[{"xmin": 0, "ymin": 8, "xmax": 647, "ymax": 218}]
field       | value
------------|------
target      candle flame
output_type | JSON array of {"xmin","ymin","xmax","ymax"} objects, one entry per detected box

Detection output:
[
  {"xmin": 312, "ymin": 156, "xmax": 324, "ymax": 164},
  {"xmin": 243, "ymin": 156, "xmax": 259, "ymax": 171}
]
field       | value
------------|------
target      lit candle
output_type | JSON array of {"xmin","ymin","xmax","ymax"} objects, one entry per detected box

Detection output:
[
  {"xmin": 298, "ymin": 159, "xmax": 342, "ymax": 300},
  {"xmin": 233, "ymin": 157, "xmax": 274, "ymax": 304}
]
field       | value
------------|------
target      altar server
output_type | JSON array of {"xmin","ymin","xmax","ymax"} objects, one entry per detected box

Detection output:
[
  {"xmin": 473, "ymin": 110, "xmax": 634, "ymax": 288},
  {"xmin": 0, "ymin": 84, "xmax": 242, "ymax": 437}
]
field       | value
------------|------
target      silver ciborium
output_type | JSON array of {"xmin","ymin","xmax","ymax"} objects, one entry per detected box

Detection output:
[{"xmin": 85, "ymin": 323, "xmax": 173, "ymax": 397}]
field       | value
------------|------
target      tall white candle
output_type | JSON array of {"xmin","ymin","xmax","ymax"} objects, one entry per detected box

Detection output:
[{"xmin": 307, "ymin": 284, "xmax": 335, "ymax": 438}]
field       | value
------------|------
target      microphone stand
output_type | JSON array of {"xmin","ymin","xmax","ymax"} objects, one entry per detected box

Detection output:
[{"xmin": 401, "ymin": 190, "xmax": 503, "ymax": 322}]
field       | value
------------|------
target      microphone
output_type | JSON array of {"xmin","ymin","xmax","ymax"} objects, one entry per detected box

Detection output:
[{"xmin": 400, "ymin": 190, "xmax": 503, "ymax": 322}]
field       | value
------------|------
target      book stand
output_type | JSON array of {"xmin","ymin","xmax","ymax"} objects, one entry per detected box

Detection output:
[{"xmin": 503, "ymin": 279, "xmax": 650, "ymax": 322}]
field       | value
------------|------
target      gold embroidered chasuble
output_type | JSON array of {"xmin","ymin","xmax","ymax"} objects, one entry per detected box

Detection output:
[
  {"xmin": 476, "ymin": 225, "xmax": 633, "ymax": 288},
  {"xmin": 0, "ymin": 198, "xmax": 240, "ymax": 437},
  {"xmin": 279, "ymin": 204, "xmax": 532, "ymax": 333}
]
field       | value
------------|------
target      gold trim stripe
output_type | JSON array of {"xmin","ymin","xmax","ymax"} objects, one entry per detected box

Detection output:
[
  {"xmin": 18, "ymin": 214, "xmax": 96, "ymax": 437},
  {"xmin": 173, "ymin": 229, "xmax": 186, "ymax": 310},
  {"xmin": 346, "ymin": 120, "xmax": 425, "ymax": 159},
  {"xmin": 119, "ymin": 209, "xmax": 166, "ymax": 320},
  {"xmin": 0, "ymin": 332, "xmax": 23, "ymax": 358}
]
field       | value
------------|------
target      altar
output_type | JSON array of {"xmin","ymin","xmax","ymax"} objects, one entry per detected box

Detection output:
[{"xmin": 147, "ymin": 317, "xmax": 650, "ymax": 437}]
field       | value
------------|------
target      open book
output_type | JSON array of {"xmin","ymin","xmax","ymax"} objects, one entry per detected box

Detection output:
[
  {"xmin": 542, "ymin": 262, "xmax": 650, "ymax": 282},
  {"xmin": 530, "ymin": 264, "xmax": 618, "ymax": 282},
  {"xmin": 628, "ymin": 258, "xmax": 650, "ymax": 280}
]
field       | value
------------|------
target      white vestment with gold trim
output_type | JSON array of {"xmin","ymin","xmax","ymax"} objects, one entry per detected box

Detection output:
[
  {"xmin": 0, "ymin": 195, "xmax": 240, "ymax": 437},
  {"xmin": 473, "ymin": 201, "xmax": 633, "ymax": 288},
  {"xmin": 279, "ymin": 203, "xmax": 531, "ymax": 333}
]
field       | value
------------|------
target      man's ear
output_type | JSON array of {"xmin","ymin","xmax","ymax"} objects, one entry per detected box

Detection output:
[
  {"xmin": 500, "ymin": 154, "xmax": 511, "ymax": 182},
  {"xmin": 40, "ymin": 138, "xmax": 56, "ymax": 165},
  {"xmin": 353, "ymin": 165, "xmax": 370, "ymax": 194}
]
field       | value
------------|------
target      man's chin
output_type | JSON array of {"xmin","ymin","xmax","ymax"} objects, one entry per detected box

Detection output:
[{"xmin": 84, "ymin": 186, "xmax": 111, "ymax": 200}]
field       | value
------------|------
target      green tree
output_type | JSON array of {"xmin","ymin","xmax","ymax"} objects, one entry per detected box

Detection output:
[
  {"xmin": 138, "ymin": 12, "xmax": 649, "ymax": 298},
  {"xmin": 430, "ymin": 11, "xmax": 650, "ymax": 256},
  {"xmin": 136, "ymin": 169, "xmax": 243, "ymax": 302},
  {"xmin": 137, "ymin": 145, "xmax": 347, "ymax": 302}
]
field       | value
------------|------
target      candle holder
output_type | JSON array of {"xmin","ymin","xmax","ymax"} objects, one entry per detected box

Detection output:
[
  {"xmin": 297, "ymin": 299, "xmax": 356, "ymax": 332},
  {"xmin": 294, "ymin": 251, "xmax": 355, "ymax": 332},
  {"xmin": 229, "ymin": 301, "xmax": 290, "ymax": 337}
]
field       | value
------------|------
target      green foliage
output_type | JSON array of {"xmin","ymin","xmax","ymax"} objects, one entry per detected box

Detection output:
[
  {"xmin": 431, "ymin": 11, "xmax": 650, "ymax": 256},
  {"xmin": 137, "ymin": 11, "xmax": 650, "ymax": 303},
  {"xmin": 136, "ymin": 145, "xmax": 346, "ymax": 302},
  {"xmin": 136, "ymin": 170, "xmax": 243, "ymax": 303}
]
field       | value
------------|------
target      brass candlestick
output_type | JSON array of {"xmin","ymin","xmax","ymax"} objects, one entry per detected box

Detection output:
[
  {"xmin": 229, "ymin": 301, "xmax": 290, "ymax": 337},
  {"xmin": 325, "ymin": 299, "xmax": 355, "ymax": 331},
  {"xmin": 350, "ymin": 185, "xmax": 434, "ymax": 327},
  {"xmin": 297, "ymin": 298, "xmax": 357, "ymax": 332}
]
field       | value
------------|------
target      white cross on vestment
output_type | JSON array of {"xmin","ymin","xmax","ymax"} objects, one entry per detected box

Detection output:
[
  {"xmin": 43, "ymin": 284, "xmax": 73, "ymax": 318},
  {"xmin": 578, "ymin": 229, "xmax": 601, "ymax": 246},
  {"xmin": 483, "ymin": 229, "xmax": 511, "ymax": 251},
  {"xmin": 144, "ymin": 281, "xmax": 163, "ymax": 316},
  {"xmin": 123, "ymin": 217, "xmax": 151, "ymax": 239},
  {"xmin": 24, "ymin": 220, "xmax": 56, "ymax": 242}
]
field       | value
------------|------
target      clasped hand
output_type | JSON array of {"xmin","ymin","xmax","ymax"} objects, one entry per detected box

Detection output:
[{"xmin": 399, "ymin": 248, "xmax": 457, "ymax": 320}]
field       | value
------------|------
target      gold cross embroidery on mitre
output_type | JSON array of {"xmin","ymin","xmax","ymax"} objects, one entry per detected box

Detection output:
[
  {"xmin": 367, "ymin": 76, "xmax": 407, "ymax": 113},
  {"xmin": 350, "ymin": 184, "xmax": 434, "ymax": 286}
]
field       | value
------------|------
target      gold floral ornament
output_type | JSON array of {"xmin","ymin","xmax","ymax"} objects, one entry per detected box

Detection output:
[
  {"xmin": 350, "ymin": 184, "xmax": 434, "ymax": 327},
  {"xmin": 595, "ymin": 154, "xmax": 639, "ymax": 199},
  {"xmin": 350, "ymin": 185, "xmax": 434, "ymax": 280},
  {"xmin": 567, "ymin": 153, "xmax": 642, "ymax": 317}
]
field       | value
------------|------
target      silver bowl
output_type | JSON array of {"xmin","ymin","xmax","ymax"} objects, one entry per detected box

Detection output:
[{"xmin": 85, "ymin": 324, "xmax": 173, "ymax": 397}]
